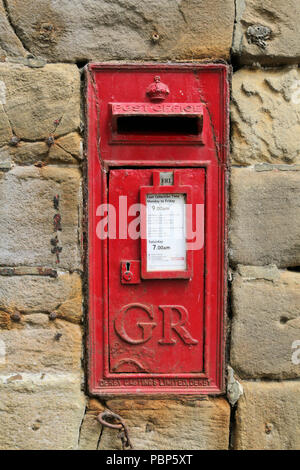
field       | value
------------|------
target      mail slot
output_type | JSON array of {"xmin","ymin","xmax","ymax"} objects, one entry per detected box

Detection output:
[{"xmin": 87, "ymin": 64, "xmax": 229, "ymax": 395}]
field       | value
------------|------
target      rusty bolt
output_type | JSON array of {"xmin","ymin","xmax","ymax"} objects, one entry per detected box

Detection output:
[
  {"xmin": 53, "ymin": 194, "xmax": 60, "ymax": 211},
  {"xmin": 46, "ymin": 136, "xmax": 55, "ymax": 147},
  {"xmin": 54, "ymin": 332, "xmax": 62, "ymax": 341},
  {"xmin": 41, "ymin": 23, "xmax": 53, "ymax": 32},
  {"xmin": 51, "ymin": 235, "xmax": 59, "ymax": 247},
  {"xmin": 151, "ymin": 33, "xmax": 160, "ymax": 43},
  {"xmin": 11, "ymin": 312, "xmax": 21, "ymax": 322},
  {"xmin": 49, "ymin": 312, "xmax": 57, "ymax": 321},
  {"xmin": 53, "ymin": 214, "xmax": 62, "ymax": 231},
  {"xmin": 9, "ymin": 136, "xmax": 20, "ymax": 147},
  {"xmin": 32, "ymin": 423, "xmax": 41, "ymax": 431},
  {"xmin": 34, "ymin": 161, "xmax": 46, "ymax": 168},
  {"xmin": 53, "ymin": 118, "xmax": 61, "ymax": 127}
]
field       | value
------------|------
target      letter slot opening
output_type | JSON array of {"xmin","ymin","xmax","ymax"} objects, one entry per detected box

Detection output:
[{"xmin": 116, "ymin": 115, "xmax": 201, "ymax": 135}]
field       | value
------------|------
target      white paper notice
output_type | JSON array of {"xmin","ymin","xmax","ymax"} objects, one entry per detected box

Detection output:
[{"xmin": 146, "ymin": 193, "xmax": 186, "ymax": 272}]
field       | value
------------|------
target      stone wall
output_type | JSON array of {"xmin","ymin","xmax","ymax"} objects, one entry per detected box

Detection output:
[{"xmin": 0, "ymin": 0, "xmax": 299, "ymax": 450}]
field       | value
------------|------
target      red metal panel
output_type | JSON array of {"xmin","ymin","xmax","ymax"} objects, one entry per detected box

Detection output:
[
  {"xmin": 108, "ymin": 168, "xmax": 204, "ymax": 378},
  {"xmin": 87, "ymin": 63, "xmax": 229, "ymax": 395}
]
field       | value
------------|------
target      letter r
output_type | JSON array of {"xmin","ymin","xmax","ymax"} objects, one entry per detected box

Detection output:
[{"xmin": 158, "ymin": 305, "xmax": 198, "ymax": 345}]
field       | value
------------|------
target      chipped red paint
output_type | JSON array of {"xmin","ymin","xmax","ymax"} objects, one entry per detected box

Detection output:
[{"xmin": 87, "ymin": 63, "xmax": 229, "ymax": 396}]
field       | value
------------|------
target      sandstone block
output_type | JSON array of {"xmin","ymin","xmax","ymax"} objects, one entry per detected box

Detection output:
[
  {"xmin": 100, "ymin": 397, "xmax": 230, "ymax": 450},
  {"xmin": 230, "ymin": 167, "xmax": 300, "ymax": 268},
  {"xmin": 0, "ymin": 63, "xmax": 80, "ymax": 144},
  {"xmin": 0, "ymin": 1, "xmax": 26, "ymax": 59},
  {"xmin": 78, "ymin": 399, "xmax": 104, "ymax": 450},
  {"xmin": 1, "ymin": 132, "xmax": 82, "ymax": 166},
  {"xmin": 0, "ymin": 373, "xmax": 85, "ymax": 450},
  {"xmin": 0, "ymin": 272, "xmax": 82, "ymax": 323},
  {"xmin": 0, "ymin": 166, "xmax": 82, "ymax": 270},
  {"xmin": 235, "ymin": 381, "xmax": 300, "ymax": 450},
  {"xmin": 231, "ymin": 268, "xmax": 300, "ymax": 379},
  {"xmin": 3, "ymin": 0, "xmax": 234, "ymax": 62},
  {"xmin": 232, "ymin": 0, "xmax": 300, "ymax": 65},
  {"xmin": 231, "ymin": 68, "xmax": 300, "ymax": 165},
  {"xmin": 0, "ymin": 316, "xmax": 82, "ymax": 374}
]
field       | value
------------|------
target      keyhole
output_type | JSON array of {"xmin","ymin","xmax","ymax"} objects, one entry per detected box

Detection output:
[{"xmin": 126, "ymin": 262, "xmax": 131, "ymax": 272}]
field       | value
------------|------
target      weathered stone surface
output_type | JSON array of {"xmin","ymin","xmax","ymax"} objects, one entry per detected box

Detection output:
[
  {"xmin": 231, "ymin": 68, "xmax": 300, "ymax": 165},
  {"xmin": 100, "ymin": 398, "xmax": 230, "ymax": 450},
  {"xmin": 0, "ymin": 166, "xmax": 82, "ymax": 270},
  {"xmin": 0, "ymin": 372, "xmax": 85, "ymax": 450},
  {"xmin": 235, "ymin": 381, "xmax": 300, "ymax": 450},
  {"xmin": 0, "ymin": 316, "xmax": 82, "ymax": 373},
  {"xmin": 0, "ymin": 132, "xmax": 82, "ymax": 166},
  {"xmin": 255, "ymin": 164, "xmax": 300, "ymax": 172},
  {"xmin": 78, "ymin": 399, "xmax": 104, "ymax": 450},
  {"xmin": 0, "ymin": 87, "xmax": 12, "ymax": 146},
  {"xmin": 231, "ymin": 268, "xmax": 300, "ymax": 379},
  {"xmin": 227, "ymin": 366, "xmax": 244, "ymax": 406},
  {"xmin": 0, "ymin": 272, "xmax": 82, "ymax": 323},
  {"xmin": 6, "ymin": 56, "xmax": 47, "ymax": 68},
  {"xmin": 51, "ymin": 132, "xmax": 83, "ymax": 162},
  {"xmin": 0, "ymin": 63, "xmax": 80, "ymax": 144},
  {"xmin": 232, "ymin": 0, "xmax": 300, "ymax": 65},
  {"xmin": 230, "ymin": 168, "xmax": 300, "ymax": 268},
  {"xmin": 4, "ymin": 0, "xmax": 234, "ymax": 62},
  {"xmin": 0, "ymin": 145, "xmax": 11, "ymax": 169},
  {"xmin": 0, "ymin": 1, "xmax": 27, "ymax": 59},
  {"xmin": 236, "ymin": 264, "xmax": 281, "ymax": 281}
]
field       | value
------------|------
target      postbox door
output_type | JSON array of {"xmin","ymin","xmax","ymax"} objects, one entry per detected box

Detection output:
[{"xmin": 108, "ymin": 168, "xmax": 205, "ymax": 376}]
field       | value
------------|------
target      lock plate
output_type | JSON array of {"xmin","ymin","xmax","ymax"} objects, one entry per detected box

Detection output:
[{"xmin": 121, "ymin": 260, "xmax": 141, "ymax": 284}]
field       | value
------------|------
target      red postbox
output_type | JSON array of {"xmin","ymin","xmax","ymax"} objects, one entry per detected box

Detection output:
[{"xmin": 87, "ymin": 64, "xmax": 229, "ymax": 395}]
